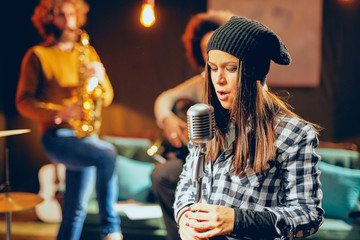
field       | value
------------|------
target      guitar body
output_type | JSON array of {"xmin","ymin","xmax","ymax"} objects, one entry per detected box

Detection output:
[{"xmin": 35, "ymin": 163, "xmax": 66, "ymax": 223}]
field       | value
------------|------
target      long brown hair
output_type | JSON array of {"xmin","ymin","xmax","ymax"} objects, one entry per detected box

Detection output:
[{"xmin": 204, "ymin": 61, "xmax": 320, "ymax": 175}]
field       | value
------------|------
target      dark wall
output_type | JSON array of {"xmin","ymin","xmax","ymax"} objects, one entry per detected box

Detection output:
[
  {"xmin": 274, "ymin": 0, "xmax": 360, "ymax": 142},
  {"xmin": 0, "ymin": 0, "xmax": 359, "ymax": 193},
  {"xmin": 272, "ymin": 0, "xmax": 360, "ymax": 143},
  {"xmin": 323, "ymin": 0, "xmax": 360, "ymax": 141},
  {"xmin": 85, "ymin": 0, "xmax": 206, "ymax": 118}
]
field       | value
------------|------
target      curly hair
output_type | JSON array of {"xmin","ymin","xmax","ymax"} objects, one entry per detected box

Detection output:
[
  {"xmin": 31, "ymin": 0, "xmax": 89, "ymax": 40},
  {"xmin": 182, "ymin": 10, "xmax": 234, "ymax": 71}
]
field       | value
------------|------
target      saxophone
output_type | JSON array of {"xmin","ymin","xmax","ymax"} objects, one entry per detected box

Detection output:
[
  {"xmin": 37, "ymin": 30, "xmax": 104, "ymax": 138},
  {"xmin": 71, "ymin": 30, "xmax": 104, "ymax": 138}
]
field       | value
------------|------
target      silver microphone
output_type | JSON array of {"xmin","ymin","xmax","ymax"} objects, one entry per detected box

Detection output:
[
  {"xmin": 187, "ymin": 104, "xmax": 215, "ymax": 202},
  {"xmin": 187, "ymin": 104, "xmax": 215, "ymax": 144}
]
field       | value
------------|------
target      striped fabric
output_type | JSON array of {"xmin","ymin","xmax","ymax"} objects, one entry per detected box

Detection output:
[{"xmin": 206, "ymin": 16, "xmax": 291, "ymax": 65}]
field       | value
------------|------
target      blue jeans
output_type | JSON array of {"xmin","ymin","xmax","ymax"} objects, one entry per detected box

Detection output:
[{"xmin": 41, "ymin": 128, "xmax": 121, "ymax": 240}]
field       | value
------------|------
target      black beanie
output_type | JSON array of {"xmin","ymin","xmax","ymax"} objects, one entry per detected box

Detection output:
[{"xmin": 207, "ymin": 16, "xmax": 291, "ymax": 83}]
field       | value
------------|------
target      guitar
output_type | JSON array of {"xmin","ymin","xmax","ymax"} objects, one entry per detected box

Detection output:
[
  {"xmin": 147, "ymin": 98, "xmax": 195, "ymax": 162},
  {"xmin": 35, "ymin": 163, "xmax": 66, "ymax": 223}
]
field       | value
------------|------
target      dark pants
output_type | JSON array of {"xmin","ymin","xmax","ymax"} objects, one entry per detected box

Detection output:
[{"xmin": 151, "ymin": 158, "xmax": 183, "ymax": 240}]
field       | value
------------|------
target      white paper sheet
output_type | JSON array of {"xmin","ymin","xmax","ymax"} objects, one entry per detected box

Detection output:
[{"xmin": 114, "ymin": 203, "xmax": 163, "ymax": 220}]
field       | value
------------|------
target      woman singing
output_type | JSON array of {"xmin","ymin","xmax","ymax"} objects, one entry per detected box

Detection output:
[{"xmin": 174, "ymin": 16, "xmax": 324, "ymax": 240}]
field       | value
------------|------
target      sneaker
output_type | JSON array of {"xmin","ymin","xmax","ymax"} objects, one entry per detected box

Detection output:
[{"xmin": 102, "ymin": 232, "xmax": 123, "ymax": 240}]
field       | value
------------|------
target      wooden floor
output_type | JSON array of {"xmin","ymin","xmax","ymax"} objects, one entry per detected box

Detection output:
[{"xmin": 0, "ymin": 209, "xmax": 59, "ymax": 240}]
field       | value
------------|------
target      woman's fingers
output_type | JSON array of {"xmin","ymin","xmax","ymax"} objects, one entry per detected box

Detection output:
[
  {"xmin": 179, "ymin": 218, "xmax": 204, "ymax": 240},
  {"xmin": 185, "ymin": 203, "xmax": 235, "ymax": 238},
  {"xmin": 187, "ymin": 210, "xmax": 212, "ymax": 222}
]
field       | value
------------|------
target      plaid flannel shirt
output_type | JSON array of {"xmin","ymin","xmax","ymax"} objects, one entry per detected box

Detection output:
[{"xmin": 174, "ymin": 114, "xmax": 324, "ymax": 240}]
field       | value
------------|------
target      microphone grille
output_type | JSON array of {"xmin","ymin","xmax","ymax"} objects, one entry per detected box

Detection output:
[{"xmin": 187, "ymin": 104, "xmax": 215, "ymax": 144}]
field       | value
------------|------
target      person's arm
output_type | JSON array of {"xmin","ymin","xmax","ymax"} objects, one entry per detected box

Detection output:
[
  {"xmin": 175, "ymin": 147, "xmax": 201, "ymax": 240},
  {"xmin": 16, "ymin": 49, "xmax": 58, "ymax": 123},
  {"xmin": 264, "ymin": 118, "xmax": 324, "ymax": 239},
  {"xmin": 88, "ymin": 46, "xmax": 113, "ymax": 107},
  {"xmin": 154, "ymin": 74, "xmax": 203, "ymax": 147},
  {"xmin": 182, "ymin": 203, "xmax": 279, "ymax": 239},
  {"xmin": 154, "ymin": 74, "xmax": 203, "ymax": 128},
  {"xmin": 231, "ymin": 209, "xmax": 279, "ymax": 238},
  {"xmin": 174, "ymin": 142, "xmax": 198, "ymax": 220}
]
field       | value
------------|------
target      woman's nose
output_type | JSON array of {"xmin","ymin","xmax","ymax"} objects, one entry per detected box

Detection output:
[{"xmin": 215, "ymin": 70, "xmax": 226, "ymax": 85}]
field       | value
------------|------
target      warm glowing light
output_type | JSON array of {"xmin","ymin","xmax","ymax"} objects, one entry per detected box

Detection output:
[
  {"xmin": 94, "ymin": 88, "xmax": 103, "ymax": 97},
  {"xmin": 82, "ymin": 124, "xmax": 89, "ymax": 131},
  {"xmin": 87, "ymin": 77, "xmax": 99, "ymax": 92},
  {"xmin": 83, "ymin": 101, "xmax": 91, "ymax": 110},
  {"xmin": 147, "ymin": 145, "xmax": 158, "ymax": 156},
  {"xmin": 81, "ymin": 38, "xmax": 89, "ymax": 46},
  {"xmin": 140, "ymin": 2, "xmax": 155, "ymax": 27}
]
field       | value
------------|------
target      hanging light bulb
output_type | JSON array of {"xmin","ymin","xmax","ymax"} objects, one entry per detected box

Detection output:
[{"xmin": 140, "ymin": 0, "xmax": 155, "ymax": 27}]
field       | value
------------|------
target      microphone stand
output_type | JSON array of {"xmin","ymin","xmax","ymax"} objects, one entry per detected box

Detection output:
[
  {"xmin": 187, "ymin": 103, "xmax": 215, "ymax": 203},
  {"xmin": 191, "ymin": 143, "xmax": 206, "ymax": 202}
]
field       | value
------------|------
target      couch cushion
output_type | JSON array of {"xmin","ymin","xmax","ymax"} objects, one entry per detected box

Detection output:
[
  {"xmin": 103, "ymin": 135, "xmax": 156, "ymax": 163},
  {"xmin": 298, "ymin": 218, "xmax": 360, "ymax": 240},
  {"xmin": 115, "ymin": 155, "xmax": 154, "ymax": 202},
  {"xmin": 318, "ymin": 161, "xmax": 360, "ymax": 221}
]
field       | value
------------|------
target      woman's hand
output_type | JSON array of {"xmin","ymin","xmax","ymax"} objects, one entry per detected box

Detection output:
[
  {"xmin": 185, "ymin": 203, "xmax": 235, "ymax": 239},
  {"xmin": 163, "ymin": 115, "xmax": 188, "ymax": 148},
  {"xmin": 178, "ymin": 210, "xmax": 208, "ymax": 240}
]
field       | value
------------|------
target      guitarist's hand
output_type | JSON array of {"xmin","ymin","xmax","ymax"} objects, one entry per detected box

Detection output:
[{"xmin": 163, "ymin": 115, "xmax": 188, "ymax": 148}]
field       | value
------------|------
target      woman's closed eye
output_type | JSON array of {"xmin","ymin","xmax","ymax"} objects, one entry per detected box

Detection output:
[
  {"xmin": 209, "ymin": 65, "xmax": 218, "ymax": 72},
  {"xmin": 209, "ymin": 66, "xmax": 237, "ymax": 72},
  {"xmin": 226, "ymin": 66, "xmax": 237, "ymax": 72}
]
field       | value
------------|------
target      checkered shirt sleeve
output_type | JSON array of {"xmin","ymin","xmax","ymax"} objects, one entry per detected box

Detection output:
[{"xmin": 174, "ymin": 114, "xmax": 324, "ymax": 240}]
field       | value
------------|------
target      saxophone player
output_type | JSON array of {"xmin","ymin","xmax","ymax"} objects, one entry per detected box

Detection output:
[{"xmin": 16, "ymin": 0, "xmax": 122, "ymax": 239}]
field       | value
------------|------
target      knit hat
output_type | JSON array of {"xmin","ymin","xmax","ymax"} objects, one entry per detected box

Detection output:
[{"xmin": 207, "ymin": 16, "xmax": 291, "ymax": 83}]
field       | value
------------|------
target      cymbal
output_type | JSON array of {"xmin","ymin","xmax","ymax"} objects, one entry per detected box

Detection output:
[
  {"xmin": 0, "ymin": 129, "xmax": 31, "ymax": 138},
  {"xmin": 0, "ymin": 192, "xmax": 43, "ymax": 213}
]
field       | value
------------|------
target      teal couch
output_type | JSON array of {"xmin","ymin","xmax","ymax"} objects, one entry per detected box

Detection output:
[
  {"xmin": 81, "ymin": 137, "xmax": 360, "ymax": 240},
  {"xmin": 299, "ymin": 148, "xmax": 360, "ymax": 240}
]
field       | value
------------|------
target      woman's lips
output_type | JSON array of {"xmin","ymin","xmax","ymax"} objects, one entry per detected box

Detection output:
[{"xmin": 217, "ymin": 90, "xmax": 229, "ymax": 101}]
